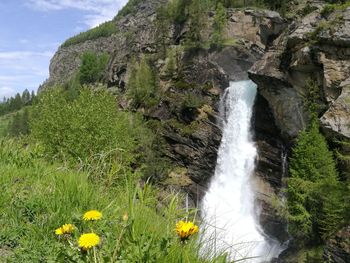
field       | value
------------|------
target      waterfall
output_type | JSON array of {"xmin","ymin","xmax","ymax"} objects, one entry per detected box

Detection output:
[{"xmin": 200, "ymin": 80, "xmax": 281, "ymax": 262}]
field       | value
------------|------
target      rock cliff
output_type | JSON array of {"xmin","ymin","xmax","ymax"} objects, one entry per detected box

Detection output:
[
  {"xmin": 249, "ymin": 3, "xmax": 350, "ymax": 141},
  {"xmin": 43, "ymin": 0, "xmax": 350, "ymax": 261},
  {"xmin": 249, "ymin": 1, "xmax": 350, "ymax": 261},
  {"xmin": 44, "ymin": 0, "xmax": 287, "ymax": 203}
]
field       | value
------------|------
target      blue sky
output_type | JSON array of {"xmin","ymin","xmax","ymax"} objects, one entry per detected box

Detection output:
[{"xmin": 0, "ymin": 0, "xmax": 128, "ymax": 99}]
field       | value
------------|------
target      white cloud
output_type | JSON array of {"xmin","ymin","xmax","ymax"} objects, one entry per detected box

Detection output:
[
  {"xmin": 0, "ymin": 86, "xmax": 16, "ymax": 99},
  {"xmin": 0, "ymin": 50, "xmax": 54, "ymax": 96},
  {"xmin": 27, "ymin": 0, "xmax": 129, "ymax": 27},
  {"xmin": 0, "ymin": 51, "xmax": 53, "ymax": 60},
  {"xmin": 19, "ymin": 39, "xmax": 30, "ymax": 44}
]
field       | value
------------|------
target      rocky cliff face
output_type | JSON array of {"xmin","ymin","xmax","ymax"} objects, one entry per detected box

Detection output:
[
  {"xmin": 249, "ymin": 1, "xmax": 350, "ymax": 261},
  {"xmin": 44, "ymin": 0, "xmax": 287, "ymax": 204},
  {"xmin": 43, "ymin": 0, "xmax": 350, "ymax": 260},
  {"xmin": 249, "ymin": 3, "xmax": 350, "ymax": 141}
]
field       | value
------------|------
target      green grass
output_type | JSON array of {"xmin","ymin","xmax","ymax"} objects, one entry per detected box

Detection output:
[{"xmin": 0, "ymin": 139, "xmax": 230, "ymax": 262}]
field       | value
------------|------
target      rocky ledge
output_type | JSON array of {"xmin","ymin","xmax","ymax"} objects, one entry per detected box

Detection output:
[{"xmin": 249, "ymin": 4, "xmax": 350, "ymax": 141}]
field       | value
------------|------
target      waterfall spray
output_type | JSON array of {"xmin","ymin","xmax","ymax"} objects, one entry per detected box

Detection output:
[{"xmin": 200, "ymin": 81, "xmax": 282, "ymax": 262}]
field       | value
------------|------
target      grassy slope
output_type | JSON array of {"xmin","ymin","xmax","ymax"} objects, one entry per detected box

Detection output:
[{"xmin": 0, "ymin": 140, "xmax": 222, "ymax": 262}]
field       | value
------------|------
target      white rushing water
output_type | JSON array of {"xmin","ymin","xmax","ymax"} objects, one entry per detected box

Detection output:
[{"xmin": 201, "ymin": 80, "xmax": 281, "ymax": 262}]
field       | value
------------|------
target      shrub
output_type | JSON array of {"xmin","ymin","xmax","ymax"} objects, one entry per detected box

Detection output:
[
  {"xmin": 30, "ymin": 87, "xmax": 150, "ymax": 168},
  {"xmin": 78, "ymin": 52, "xmax": 109, "ymax": 85},
  {"xmin": 167, "ymin": 0, "xmax": 189, "ymax": 24},
  {"xmin": 182, "ymin": 93, "xmax": 205, "ymax": 110},
  {"xmin": 127, "ymin": 57, "xmax": 160, "ymax": 108}
]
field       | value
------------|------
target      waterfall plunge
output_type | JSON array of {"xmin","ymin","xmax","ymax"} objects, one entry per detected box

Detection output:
[{"xmin": 200, "ymin": 80, "xmax": 281, "ymax": 262}]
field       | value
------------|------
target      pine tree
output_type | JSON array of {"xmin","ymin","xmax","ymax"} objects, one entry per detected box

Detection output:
[
  {"xmin": 127, "ymin": 57, "xmax": 158, "ymax": 108},
  {"xmin": 287, "ymin": 119, "xmax": 342, "ymax": 242},
  {"xmin": 22, "ymin": 89, "xmax": 31, "ymax": 105},
  {"xmin": 156, "ymin": 6, "xmax": 170, "ymax": 58},
  {"xmin": 211, "ymin": 2, "xmax": 227, "ymax": 47},
  {"xmin": 186, "ymin": 0, "xmax": 209, "ymax": 47}
]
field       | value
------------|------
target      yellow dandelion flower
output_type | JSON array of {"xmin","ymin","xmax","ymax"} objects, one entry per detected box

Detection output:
[
  {"xmin": 176, "ymin": 220, "xmax": 199, "ymax": 240},
  {"xmin": 83, "ymin": 210, "xmax": 102, "ymax": 221},
  {"xmin": 55, "ymin": 224, "xmax": 74, "ymax": 235},
  {"xmin": 78, "ymin": 233, "xmax": 100, "ymax": 251},
  {"xmin": 55, "ymin": 227, "xmax": 63, "ymax": 235}
]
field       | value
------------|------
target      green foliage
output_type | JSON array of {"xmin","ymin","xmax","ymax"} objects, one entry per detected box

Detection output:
[
  {"xmin": 0, "ymin": 140, "xmax": 231, "ymax": 262},
  {"xmin": 30, "ymin": 87, "xmax": 150, "ymax": 168},
  {"xmin": 186, "ymin": 0, "xmax": 209, "ymax": 47},
  {"xmin": 156, "ymin": 5, "xmax": 171, "ymax": 58},
  {"xmin": 165, "ymin": 46, "xmax": 184, "ymax": 79},
  {"xmin": 287, "ymin": 119, "xmax": 345, "ymax": 242},
  {"xmin": 61, "ymin": 21, "xmax": 117, "ymax": 48},
  {"xmin": 78, "ymin": 52, "xmax": 109, "ymax": 85},
  {"xmin": 211, "ymin": 2, "xmax": 227, "ymax": 48},
  {"xmin": 165, "ymin": 118, "xmax": 201, "ymax": 137},
  {"xmin": 182, "ymin": 93, "xmax": 206, "ymax": 110},
  {"xmin": 334, "ymin": 139, "xmax": 350, "ymax": 180},
  {"xmin": 8, "ymin": 108, "xmax": 30, "ymax": 137},
  {"xmin": 168, "ymin": 0, "xmax": 189, "ymax": 24},
  {"xmin": 321, "ymin": 1, "xmax": 350, "ymax": 16},
  {"xmin": 0, "ymin": 89, "xmax": 35, "ymax": 116},
  {"xmin": 127, "ymin": 57, "xmax": 160, "ymax": 108},
  {"xmin": 116, "ymin": 0, "xmax": 143, "ymax": 18}
]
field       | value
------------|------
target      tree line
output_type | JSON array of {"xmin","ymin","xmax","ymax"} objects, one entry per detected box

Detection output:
[{"xmin": 0, "ymin": 89, "xmax": 36, "ymax": 116}]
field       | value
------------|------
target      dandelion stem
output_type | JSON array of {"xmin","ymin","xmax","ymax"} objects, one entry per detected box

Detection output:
[
  {"xmin": 111, "ymin": 225, "xmax": 126, "ymax": 262},
  {"xmin": 93, "ymin": 247, "xmax": 98, "ymax": 263}
]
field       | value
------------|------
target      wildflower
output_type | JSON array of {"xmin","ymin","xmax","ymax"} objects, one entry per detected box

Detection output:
[
  {"xmin": 83, "ymin": 210, "xmax": 102, "ymax": 221},
  {"xmin": 55, "ymin": 224, "xmax": 75, "ymax": 235},
  {"xmin": 175, "ymin": 220, "xmax": 199, "ymax": 240},
  {"xmin": 78, "ymin": 233, "xmax": 100, "ymax": 251},
  {"xmin": 122, "ymin": 212, "xmax": 129, "ymax": 222}
]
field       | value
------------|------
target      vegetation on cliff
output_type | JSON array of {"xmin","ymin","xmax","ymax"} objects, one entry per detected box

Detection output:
[
  {"xmin": 61, "ymin": 21, "xmax": 117, "ymax": 48},
  {"xmin": 286, "ymin": 79, "xmax": 350, "ymax": 260}
]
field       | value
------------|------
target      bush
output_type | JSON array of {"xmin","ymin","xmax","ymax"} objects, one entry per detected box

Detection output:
[
  {"xmin": 167, "ymin": 0, "xmax": 189, "ymax": 24},
  {"xmin": 31, "ymin": 87, "xmax": 150, "ymax": 168},
  {"xmin": 127, "ymin": 57, "xmax": 160, "ymax": 108},
  {"xmin": 182, "ymin": 93, "xmax": 205, "ymax": 110},
  {"xmin": 61, "ymin": 21, "xmax": 117, "ymax": 48},
  {"xmin": 78, "ymin": 52, "xmax": 109, "ymax": 85}
]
